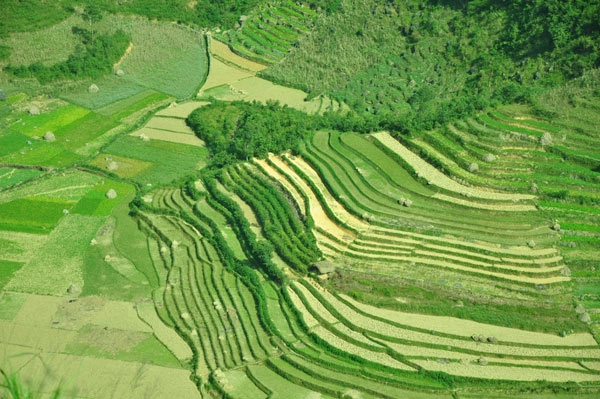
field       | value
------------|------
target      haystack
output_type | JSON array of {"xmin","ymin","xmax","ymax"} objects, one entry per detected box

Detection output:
[
  {"xmin": 398, "ymin": 197, "xmax": 413, "ymax": 207},
  {"xmin": 67, "ymin": 284, "xmax": 81, "ymax": 295},
  {"xmin": 482, "ymin": 153, "xmax": 496, "ymax": 162},
  {"xmin": 105, "ymin": 189, "xmax": 117, "ymax": 199},
  {"xmin": 468, "ymin": 162, "xmax": 479, "ymax": 173},
  {"xmin": 107, "ymin": 161, "xmax": 118, "ymax": 171},
  {"xmin": 29, "ymin": 105, "xmax": 40, "ymax": 115},
  {"xmin": 527, "ymin": 239, "xmax": 536, "ymax": 248},
  {"xmin": 115, "ymin": 69, "xmax": 125, "ymax": 77},
  {"xmin": 43, "ymin": 131, "xmax": 56, "ymax": 142},
  {"xmin": 88, "ymin": 84, "xmax": 99, "ymax": 94}
]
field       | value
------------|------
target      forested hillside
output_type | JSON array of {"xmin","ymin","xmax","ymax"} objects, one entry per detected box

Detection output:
[{"xmin": 264, "ymin": 0, "xmax": 600, "ymax": 132}]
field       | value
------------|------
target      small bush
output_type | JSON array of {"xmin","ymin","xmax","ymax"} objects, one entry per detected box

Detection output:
[
  {"xmin": 482, "ymin": 153, "xmax": 496, "ymax": 162},
  {"xmin": 540, "ymin": 132, "xmax": 553, "ymax": 146}
]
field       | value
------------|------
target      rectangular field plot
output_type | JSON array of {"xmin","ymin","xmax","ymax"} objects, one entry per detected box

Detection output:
[
  {"xmin": 0, "ymin": 343, "xmax": 201, "ymax": 399},
  {"xmin": 96, "ymin": 90, "xmax": 170, "ymax": 119},
  {"xmin": 246, "ymin": 364, "xmax": 324, "ymax": 399},
  {"xmin": 0, "ymin": 168, "xmax": 43, "ymax": 189},
  {"xmin": 102, "ymin": 136, "xmax": 208, "ymax": 185},
  {"xmin": 71, "ymin": 179, "xmax": 134, "ymax": 216},
  {"xmin": 0, "ymin": 132, "xmax": 29, "ymax": 158},
  {"xmin": 61, "ymin": 77, "xmax": 148, "ymax": 110},
  {"xmin": 0, "ymin": 142, "xmax": 81, "ymax": 168},
  {"xmin": 88, "ymin": 153, "xmax": 153, "ymax": 179},
  {"xmin": 0, "ymin": 231, "xmax": 49, "ymax": 263},
  {"xmin": 9, "ymin": 103, "xmax": 90, "ymax": 137},
  {"xmin": 0, "ymin": 196, "xmax": 73, "ymax": 233},
  {"xmin": 53, "ymin": 111, "xmax": 119, "ymax": 150},
  {"xmin": 5, "ymin": 214, "xmax": 105, "ymax": 296},
  {"xmin": 130, "ymin": 127, "xmax": 205, "ymax": 147},
  {"xmin": 222, "ymin": 369, "xmax": 267, "ymax": 399},
  {"xmin": 143, "ymin": 117, "xmax": 193, "ymax": 133}
]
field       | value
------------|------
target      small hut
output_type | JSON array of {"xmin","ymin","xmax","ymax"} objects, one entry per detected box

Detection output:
[{"xmin": 311, "ymin": 261, "xmax": 336, "ymax": 275}]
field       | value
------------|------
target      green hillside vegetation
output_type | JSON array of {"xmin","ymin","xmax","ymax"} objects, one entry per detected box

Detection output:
[{"xmin": 263, "ymin": 0, "xmax": 600, "ymax": 132}]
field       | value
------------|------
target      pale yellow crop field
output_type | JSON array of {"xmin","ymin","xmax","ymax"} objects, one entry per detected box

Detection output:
[
  {"xmin": 0, "ymin": 344, "xmax": 200, "ymax": 399},
  {"xmin": 210, "ymin": 37, "xmax": 268, "ymax": 72},
  {"xmin": 200, "ymin": 57, "xmax": 253, "ymax": 92},
  {"xmin": 373, "ymin": 132, "xmax": 536, "ymax": 202},
  {"xmin": 341, "ymin": 293, "xmax": 598, "ymax": 346},
  {"xmin": 144, "ymin": 117, "xmax": 194, "ymax": 133},
  {"xmin": 130, "ymin": 127, "xmax": 205, "ymax": 147},
  {"xmin": 156, "ymin": 101, "xmax": 210, "ymax": 118}
]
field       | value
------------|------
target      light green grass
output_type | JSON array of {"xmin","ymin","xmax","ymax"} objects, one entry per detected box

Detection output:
[
  {"xmin": 96, "ymin": 90, "xmax": 170, "ymax": 120},
  {"xmin": 71, "ymin": 179, "xmax": 135, "ymax": 217},
  {"xmin": 5, "ymin": 214, "xmax": 105, "ymax": 295},
  {"xmin": 102, "ymin": 136, "xmax": 208, "ymax": 185},
  {"xmin": 0, "ymin": 168, "xmax": 43, "ymax": 189},
  {"xmin": 0, "ymin": 132, "xmax": 29, "ymax": 158},
  {"xmin": 0, "ymin": 292, "xmax": 27, "ymax": 320},
  {"xmin": 0, "ymin": 196, "xmax": 73, "ymax": 233},
  {"xmin": 9, "ymin": 103, "xmax": 90, "ymax": 137}
]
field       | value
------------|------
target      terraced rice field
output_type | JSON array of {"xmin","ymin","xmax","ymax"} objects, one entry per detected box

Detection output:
[
  {"xmin": 214, "ymin": 1, "xmax": 319, "ymax": 65},
  {"xmin": 200, "ymin": 36, "xmax": 340, "ymax": 114}
]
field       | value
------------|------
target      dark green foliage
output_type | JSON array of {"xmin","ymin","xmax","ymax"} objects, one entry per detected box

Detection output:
[
  {"xmin": 187, "ymin": 100, "xmax": 315, "ymax": 164},
  {"xmin": 0, "ymin": 45, "xmax": 10, "ymax": 61},
  {"xmin": 0, "ymin": 0, "xmax": 71, "ymax": 36},
  {"xmin": 264, "ymin": 0, "xmax": 600, "ymax": 133},
  {"xmin": 5, "ymin": 30, "xmax": 131, "ymax": 84}
]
